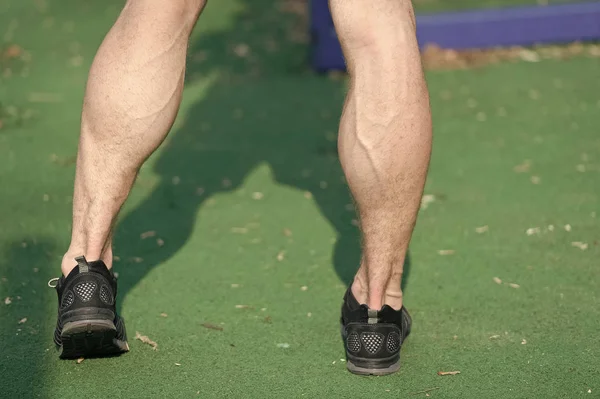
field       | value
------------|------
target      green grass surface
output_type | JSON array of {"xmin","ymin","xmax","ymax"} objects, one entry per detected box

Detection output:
[{"xmin": 1, "ymin": 1, "xmax": 600, "ymax": 398}]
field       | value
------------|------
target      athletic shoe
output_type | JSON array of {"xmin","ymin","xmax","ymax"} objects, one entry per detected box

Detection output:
[
  {"xmin": 340, "ymin": 287, "xmax": 411, "ymax": 375},
  {"xmin": 49, "ymin": 256, "xmax": 129, "ymax": 359}
]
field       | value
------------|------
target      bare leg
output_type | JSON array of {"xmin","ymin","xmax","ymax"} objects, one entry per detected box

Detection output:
[
  {"xmin": 62, "ymin": 0, "xmax": 206, "ymax": 276},
  {"xmin": 331, "ymin": 0, "xmax": 432, "ymax": 310}
]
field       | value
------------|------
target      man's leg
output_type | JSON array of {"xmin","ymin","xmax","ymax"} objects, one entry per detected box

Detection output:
[
  {"xmin": 62, "ymin": 0, "xmax": 206, "ymax": 276},
  {"xmin": 331, "ymin": 0, "xmax": 432, "ymax": 311}
]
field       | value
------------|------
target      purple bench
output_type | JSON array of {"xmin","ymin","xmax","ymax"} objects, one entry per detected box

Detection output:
[{"xmin": 311, "ymin": 1, "xmax": 600, "ymax": 71}]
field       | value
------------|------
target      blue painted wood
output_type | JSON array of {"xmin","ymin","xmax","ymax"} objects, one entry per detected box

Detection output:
[{"xmin": 311, "ymin": 1, "xmax": 600, "ymax": 71}]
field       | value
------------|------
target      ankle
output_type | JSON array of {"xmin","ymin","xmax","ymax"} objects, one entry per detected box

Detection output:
[
  {"xmin": 350, "ymin": 271, "xmax": 403, "ymax": 311},
  {"xmin": 61, "ymin": 247, "xmax": 112, "ymax": 276}
]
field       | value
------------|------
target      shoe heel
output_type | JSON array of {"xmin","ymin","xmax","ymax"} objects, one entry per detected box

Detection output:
[
  {"xmin": 60, "ymin": 318, "xmax": 129, "ymax": 359},
  {"xmin": 346, "ymin": 356, "xmax": 400, "ymax": 376}
]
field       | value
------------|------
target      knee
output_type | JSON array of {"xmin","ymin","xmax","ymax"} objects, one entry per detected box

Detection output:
[
  {"xmin": 331, "ymin": 0, "xmax": 416, "ymax": 62},
  {"xmin": 125, "ymin": 0, "xmax": 207, "ymax": 27}
]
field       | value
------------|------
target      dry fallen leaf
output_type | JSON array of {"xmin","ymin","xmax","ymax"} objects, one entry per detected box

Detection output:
[
  {"xmin": 303, "ymin": 191, "xmax": 313, "ymax": 199},
  {"xmin": 4, "ymin": 297, "xmax": 11, "ymax": 305},
  {"xmin": 283, "ymin": 228, "xmax": 292, "ymax": 237},
  {"xmin": 156, "ymin": 238, "xmax": 164, "ymax": 247},
  {"xmin": 276, "ymin": 251, "xmax": 286, "ymax": 261},
  {"xmin": 509, "ymin": 283, "xmax": 520, "ymax": 289},
  {"xmin": 571, "ymin": 242, "xmax": 588, "ymax": 250},
  {"xmin": 307, "ymin": 312, "xmax": 312, "ymax": 317},
  {"xmin": 276, "ymin": 343, "xmax": 290, "ymax": 349},
  {"xmin": 521, "ymin": 339, "xmax": 527, "ymax": 345},
  {"xmin": 530, "ymin": 175, "xmax": 541, "ymax": 185},
  {"xmin": 252, "ymin": 192, "xmax": 264, "ymax": 200},
  {"xmin": 300, "ymin": 286, "xmax": 308, "ymax": 291},
  {"xmin": 76, "ymin": 357, "xmax": 84, "ymax": 364},
  {"xmin": 526, "ymin": 227, "xmax": 540, "ymax": 236},
  {"xmin": 420, "ymin": 194, "xmax": 436, "ymax": 210},
  {"xmin": 564, "ymin": 224, "xmax": 572, "ymax": 232},
  {"xmin": 437, "ymin": 371, "xmax": 460, "ymax": 376},
  {"xmin": 513, "ymin": 160, "xmax": 532, "ymax": 173},
  {"xmin": 175, "ymin": 363, "xmax": 181, "ymax": 366},
  {"xmin": 493, "ymin": 277, "xmax": 502, "ymax": 285},
  {"xmin": 201, "ymin": 323, "xmax": 224, "ymax": 331},
  {"xmin": 230, "ymin": 284, "xmax": 240, "ymax": 288},
  {"xmin": 235, "ymin": 305, "xmax": 252, "ymax": 309},
  {"xmin": 18, "ymin": 318, "xmax": 27, "ymax": 324},
  {"xmin": 135, "ymin": 331, "xmax": 158, "ymax": 350},
  {"xmin": 140, "ymin": 231, "xmax": 156, "ymax": 239},
  {"xmin": 437, "ymin": 250, "xmax": 455, "ymax": 256},
  {"xmin": 233, "ymin": 43, "xmax": 250, "ymax": 57},
  {"xmin": 475, "ymin": 225, "xmax": 489, "ymax": 233},
  {"xmin": 160, "ymin": 313, "xmax": 168, "ymax": 318},
  {"xmin": 489, "ymin": 335, "xmax": 500, "ymax": 339}
]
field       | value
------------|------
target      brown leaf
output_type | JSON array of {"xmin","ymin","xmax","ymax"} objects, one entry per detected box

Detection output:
[
  {"xmin": 140, "ymin": 231, "xmax": 156, "ymax": 239},
  {"xmin": 493, "ymin": 277, "xmax": 502, "ymax": 285},
  {"xmin": 235, "ymin": 305, "xmax": 253, "ymax": 309},
  {"xmin": 76, "ymin": 357, "xmax": 84, "ymax": 364},
  {"xmin": 263, "ymin": 316, "xmax": 272, "ymax": 324},
  {"xmin": 18, "ymin": 317, "xmax": 27, "ymax": 324},
  {"xmin": 475, "ymin": 225, "xmax": 489, "ymax": 233},
  {"xmin": 276, "ymin": 251, "xmax": 285, "ymax": 261},
  {"xmin": 3, "ymin": 44, "xmax": 22, "ymax": 59},
  {"xmin": 251, "ymin": 192, "xmax": 264, "ymax": 200},
  {"xmin": 201, "ymin": 322, "xmax": 223, "ymax": 331},
  {"xmin": 437, "ymin": 371, "xmax": 460, "ymax": 376},
  {"xmin": 160, "ymin": 313, "xmax": 168, "ymax": 317},
  {"xmin": 283, "ymin": 228, "xmax": 292, "ymax": 237},
  {"xmin": 513, "ymin": 160, "xmax": 532, "ymax": 173},
  {"xmin": 233, "ymin": 43, "xmax": 250, "ymax": 58},
  {"xmin": 156, "ymin": 238, "xmax": 164, "ymax": 247},
  {"xmin": 4, "ymin": 297, "xmax": 11, "ymax": 305},
  {"xmin": 135, "ymin": 331, "xmax": 158, "ymax": 350}
]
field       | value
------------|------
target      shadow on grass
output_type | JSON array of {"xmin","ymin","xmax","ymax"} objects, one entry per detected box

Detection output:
[
  {"xmin": 0, "ymin": 238, "xmax": 58, "ymax": 398},
  {"xmin": 113, "ymin": 0, "xmax": 411, "ymax": 314}
]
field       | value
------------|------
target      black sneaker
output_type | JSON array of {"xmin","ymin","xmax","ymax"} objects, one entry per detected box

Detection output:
[
  {"xmin": 49, "ymin": 256, "xmax": 129, "ymax": 359},
  {"xmin": 340, "ymin": 288, "xmax": 411, "ymax": 375}
]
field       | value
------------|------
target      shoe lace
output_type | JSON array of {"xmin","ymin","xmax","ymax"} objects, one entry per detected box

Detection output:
[{"xmin": 47, "ymin": 277, "xmax": 60, "ymax": 288}]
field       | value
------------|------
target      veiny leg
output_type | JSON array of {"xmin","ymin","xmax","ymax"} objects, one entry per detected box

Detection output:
[
  {"xmin": 331, "ymin": 0, "xmax": 432, "ymax": 310},
  {"xmin": 62, "ymin": 0, "xmax": 207, "ymax": 275}
]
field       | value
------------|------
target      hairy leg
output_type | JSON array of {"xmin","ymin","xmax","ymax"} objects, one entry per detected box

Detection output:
[
  {"xmin": 62, "ymin": 0, "xmax": 207, "ymax": 275},
  {"xmin": 331, "ymin": 0, "xmax": 432, "ymax": 310}
]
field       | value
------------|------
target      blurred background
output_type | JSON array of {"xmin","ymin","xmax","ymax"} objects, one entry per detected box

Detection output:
[{"xmin": 0, "ymin": 0, "xmax": 598, "ymax": 398}]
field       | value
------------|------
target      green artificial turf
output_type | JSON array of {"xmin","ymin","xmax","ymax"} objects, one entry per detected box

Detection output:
[{"xmin": 1, "ymin": 1, "xmax": 599, "ymax": 398}]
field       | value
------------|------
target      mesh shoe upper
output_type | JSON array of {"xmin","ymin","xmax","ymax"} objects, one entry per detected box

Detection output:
[
  {"xmin": 53, "ymin": 256, "xmax": 119, "ymax": 346},
  {"xmin": 341, "ymin": 288, "xmax": 411, "ymax": 361}
]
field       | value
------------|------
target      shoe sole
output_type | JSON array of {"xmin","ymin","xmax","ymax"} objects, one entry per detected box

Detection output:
[
  {"xmin": 346, "ymin": 359, "xmax": 400, "ymax": 376},
  {"xmin": 59, "ymin": 318, "xmax": 129, "ymax": 359}
]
